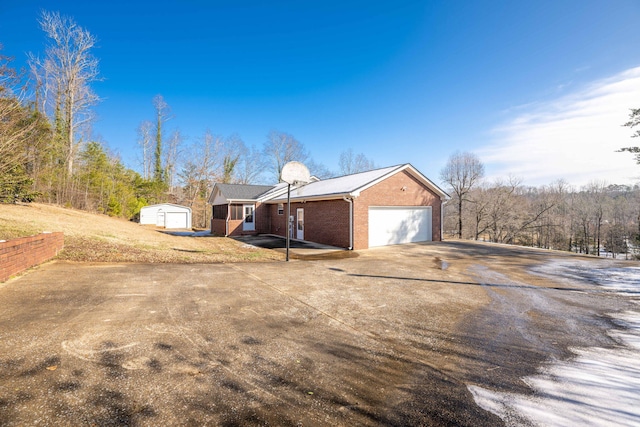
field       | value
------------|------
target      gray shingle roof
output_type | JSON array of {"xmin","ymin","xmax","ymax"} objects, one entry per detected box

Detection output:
[{"xmin": 214, "ymin": 183, "xmax": 275, "ymax": 200}]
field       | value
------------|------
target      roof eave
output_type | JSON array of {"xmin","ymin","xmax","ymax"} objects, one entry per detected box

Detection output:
[
  {"xmin": 256, "ymin": 187, "xmax": 290, "ymax": 202},
  {"xmin": 266, "ymin": 192, "xmax": 356, "ymax": 203}
]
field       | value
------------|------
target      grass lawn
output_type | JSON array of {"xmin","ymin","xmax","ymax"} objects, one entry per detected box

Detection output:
[{"xmin": 0, "ymin": 203, "xmax": 283, "ymax": 263}]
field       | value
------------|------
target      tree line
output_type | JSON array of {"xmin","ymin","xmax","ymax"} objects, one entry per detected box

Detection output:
[
  {"xmin": 2, "ymin": 10, "xmax": 639, "ymax": 256},
  {"xmin": 440, "ymin": 150, "xmax": 640, "ymax": 259},
  {"xmin": 0, "ymin": 11, "xmax": 375, "ymax": 228}
]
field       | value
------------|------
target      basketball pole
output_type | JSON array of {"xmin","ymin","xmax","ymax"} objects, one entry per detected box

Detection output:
[{"xmin": 286, "ymin": 182, "xmax": 291, "ymax": 262}]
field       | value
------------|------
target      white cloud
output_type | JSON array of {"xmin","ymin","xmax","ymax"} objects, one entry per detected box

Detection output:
[{"xmin": 479, "ymin": 67, "xmax": 640, "ymax": 187}]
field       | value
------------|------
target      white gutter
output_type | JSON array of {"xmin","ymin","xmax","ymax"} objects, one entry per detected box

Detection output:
[
  {"xmin": 267, "ymin": 192, "xmax": 353, "ymax": 204},
  {"xmin": 343, "ymin": 196, "xmax": 353, "ymax": 250},
  {"xmin": 226, "ymin": 202, "xmax": 231, "ymax": 236},
  {"xmin": 441, "ymin": 198, "xmax": 444, "ymax": 241}
]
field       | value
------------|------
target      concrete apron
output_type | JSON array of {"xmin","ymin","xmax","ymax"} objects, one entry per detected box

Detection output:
[{"xmin": 234, "ymin": 234, "xmax": 355, "ymax": 260}]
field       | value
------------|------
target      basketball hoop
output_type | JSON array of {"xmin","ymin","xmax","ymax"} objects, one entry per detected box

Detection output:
[{"xmin": 280, "ymin": 162, "xmax": 311, "ymax": 261}]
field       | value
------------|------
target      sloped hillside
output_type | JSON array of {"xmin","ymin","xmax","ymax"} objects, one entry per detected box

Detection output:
[{"xmin": 0, "ymin": 203, "xmax": 282, "ymax": 263}]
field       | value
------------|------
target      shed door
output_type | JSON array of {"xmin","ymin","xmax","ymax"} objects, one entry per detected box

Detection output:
[
  {"xmin": 156, "ymin": 210, "xmax": 165, "ymax": 227},
  {"xmin": 368, "ymin": 206, "xmax": 432, "ymax": 247},
  {"xmin": 165, "ymin": 212, "xmax": 188, "ymax": 229}
]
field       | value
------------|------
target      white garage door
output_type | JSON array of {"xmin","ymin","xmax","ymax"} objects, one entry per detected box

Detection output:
[
  {"xmin": 165, "ymin": 212, "xmax": 188, "ymax": 229},
  {"xmin": 368, "ymin": 206, "xmax": 432, "ymax": 247}
]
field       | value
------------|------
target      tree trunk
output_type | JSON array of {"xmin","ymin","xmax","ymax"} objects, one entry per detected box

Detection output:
[{"xmin": 457, "ymin": 198, "xmax": 463, "ymax": 239}]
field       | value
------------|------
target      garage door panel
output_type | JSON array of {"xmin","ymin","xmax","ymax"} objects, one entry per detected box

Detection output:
[
  {"xmin": 165, "ymin": 212, "xmax": 188, "ymax": 229},
  {"xmin": 369, "ymin": 207, "xmax": 432, "ymax": 247}
]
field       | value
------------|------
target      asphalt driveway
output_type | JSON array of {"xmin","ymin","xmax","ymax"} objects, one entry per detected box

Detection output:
[{"xmin": 0, "ymin": 241, "xmax": 632, "ymax": 426}]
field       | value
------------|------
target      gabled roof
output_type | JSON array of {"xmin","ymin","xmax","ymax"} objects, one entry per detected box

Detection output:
[
  {"xmin": 208, "ymin": 183, "xmax": 275, "ymax": 205},
  {"xmin": 254, "ymin": 182, "xmax": 290, "ymax": 202},
  {"xmin": 270, "ymin": 164, "xmax": 449, "ymax": 202},
  {"xmin": 141, "ymin": 203, "xmax": 191, "ymax": 210},
  {"xmin": 208, "ymin": 164, "xmax": 448, "ymax": 205}
]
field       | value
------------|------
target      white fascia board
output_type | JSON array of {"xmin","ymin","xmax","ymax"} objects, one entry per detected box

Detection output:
[
  {"xmin": 227, "ymin": 198, "xmax": 260, "ymax": 204},
  {"xmin": 265, "ymin": 192, "xmax": 356, "ymax": 203},
  {"xmin": 257, "ymin": 187, "xmax": 290, "ymax": 202}
]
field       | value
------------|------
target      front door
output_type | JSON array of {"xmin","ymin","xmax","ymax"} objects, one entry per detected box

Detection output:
[
  {"xmin": 243, "ymin": 204, "xmax": 255, "ymax": 231},
  {"xmin": 296, "ymin": 208, "xmax": 304, "ymax": 240}
]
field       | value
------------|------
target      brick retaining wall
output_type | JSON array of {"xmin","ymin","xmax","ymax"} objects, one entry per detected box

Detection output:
[{"xmin": 0, "ymin": 232, "xmax": 64, "ymax": 282}]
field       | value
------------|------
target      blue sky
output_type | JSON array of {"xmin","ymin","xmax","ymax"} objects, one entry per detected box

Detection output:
[{"xmin": 1, "ymin": 0, "xmax": 640, "ymax": 187}]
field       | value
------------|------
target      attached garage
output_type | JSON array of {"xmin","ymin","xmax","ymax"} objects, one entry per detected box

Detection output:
[
  {"xmin": 368, "ymin": 206, "xmax": 432, "ymax": 247},
  {"xmin": 139, "ymin": 204, "xmax": 192, "ymax": 229},
  {"xmin": 209, "ymin": 163, "xmax": 448, "ymax": 249}
]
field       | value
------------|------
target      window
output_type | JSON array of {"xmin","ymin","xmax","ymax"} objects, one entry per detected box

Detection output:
[
  {"xmin": 213, "ymin": 205, "xmax": 227, "ymax": 220},
  {"xmin": 230, "ymin": 204, "xmax": 243, "ymax": 220},
  {"xmin": 277, "ymin": 203, "xmax": 284, "ymax": 215},
  {"xmin": 244, "ymin": 205, "xmax": 254, "ymax": 223},
  {"xmin": 213, "ymin": 204, "xmax": 244, "ymax": 220}
]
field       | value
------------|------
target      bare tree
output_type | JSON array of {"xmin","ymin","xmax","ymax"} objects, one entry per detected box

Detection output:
[
  {"xmin": 306, "ymin": 159, "xmax": 334, "ymax": 179},
  {"xmin": 585, "ymin": 181, "xmax": 607, "ymax": 256},
  {"xmin": 164, "ymin": 129, "xmax": 182, "ymax": 190},
  {"xmin": 0, "ymin": 53, "xmax": 28, "ymax": 179},
  {"xmin": 178, "ymin": 130, "xmax": 225, "ymax": 227},
  {"xmin": 152, "ymin": 95, "xmax": 171, "ymax": 183},
  {"xmin": 235, "ymin": 143, "xmax": 265, "ymax": 184},
  {"xmin": 339, "ymin": 149, "xmax": 375, "ymax": 175},
  {"xmin": 440, "ymin": 151, "xmax": 485, "ymax": 238},
  {"xmin": 220, "ymin": 133, "xmax": 245, "ymax": 184},
  {"xmin": 0, "ymin": 50, "xmax": 49, "ymax": 202},
  {"xmin": 29, "ymin": 11, "xmax": 100, "ymax": 178},
  {"xmin": 263, "ymin": 130, "xmax": 309, "ymax": 182},
  {"xmin": 617, "ymin": 107, "xmax": 640, "ymax": 163},
  {"xmin": 532, "ymin": 180, "xmax": 570, "ymax": 249},
  {"xmin": 136, "ymin": 120, "xmax": 153, "ymax": 179},
  {"xmin": 181, "ymin": 131, "xmax": 224, "ymax": 202},
  {"xmin": 467, "ymin": 186, "xmax": 490, "ymax": 240}
]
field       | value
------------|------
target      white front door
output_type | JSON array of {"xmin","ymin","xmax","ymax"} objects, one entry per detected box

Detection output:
[
  {"xmin": 243, "ymin": 205, "xmax": 255, "ymax": 231},
  {"xmin": 296, "ymin": 208, "xmax": 304, "ymax": 240}
]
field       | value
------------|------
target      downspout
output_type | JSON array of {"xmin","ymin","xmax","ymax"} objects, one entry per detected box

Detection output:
[
  {"xmin": 343, "ymin": 196, "xmax": 353, "ymax": 250},
  {"xmin": 226, "ymin": 202, "xmax": 231, "ymax": 236},
  {"xmin": 440, "ymin": 197, "xmax": 445, "ymax": 241}
]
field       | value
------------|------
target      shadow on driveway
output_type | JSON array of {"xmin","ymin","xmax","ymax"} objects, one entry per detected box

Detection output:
[{"xmin": 233, "ymin": 234, "xmax": 357, "ymax": 259}]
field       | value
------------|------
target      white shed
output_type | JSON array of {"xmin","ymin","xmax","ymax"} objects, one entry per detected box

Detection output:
[{"xmin": 139, "ymin": 204, "xmax": 192, "ymax": 229}]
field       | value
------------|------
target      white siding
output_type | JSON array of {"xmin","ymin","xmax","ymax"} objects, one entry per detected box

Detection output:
[{"xmin": 139, "ymin": 204, "xmax": 192, "ymax": 229}]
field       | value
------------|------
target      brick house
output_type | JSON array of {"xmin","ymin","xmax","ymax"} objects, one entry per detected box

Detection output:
[{"xmin": 208, "ymin": 164, "xmax": 448, "ymax": 250}]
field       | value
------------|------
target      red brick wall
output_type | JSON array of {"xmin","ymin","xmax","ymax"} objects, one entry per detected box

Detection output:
[
  {"xmin": 266, "ymin": 203, "xmax": 288, "ymax": 236},
  {"xmin": 267, "ymin": 200, "xmax": 351, "ymax": 248},
  {"xmin": 211, "ymin": 218, "xmax": 226, "ymax": 236},
  {"xmin": 0, "ymin": 232, "xmax": 64, "ymax": 282},
  {"xmin": 255, "ymin": 203, "xmax": 270, "ymax": 234},
  {"xmin": 353, "ymin": 170, "xmax": 443, "ymax": 250}
]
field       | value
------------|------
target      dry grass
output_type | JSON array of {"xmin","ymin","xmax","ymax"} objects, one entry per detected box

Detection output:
[{"xmin": 0, "ymin": 203, "xmax": 283, "ymax": 263}]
